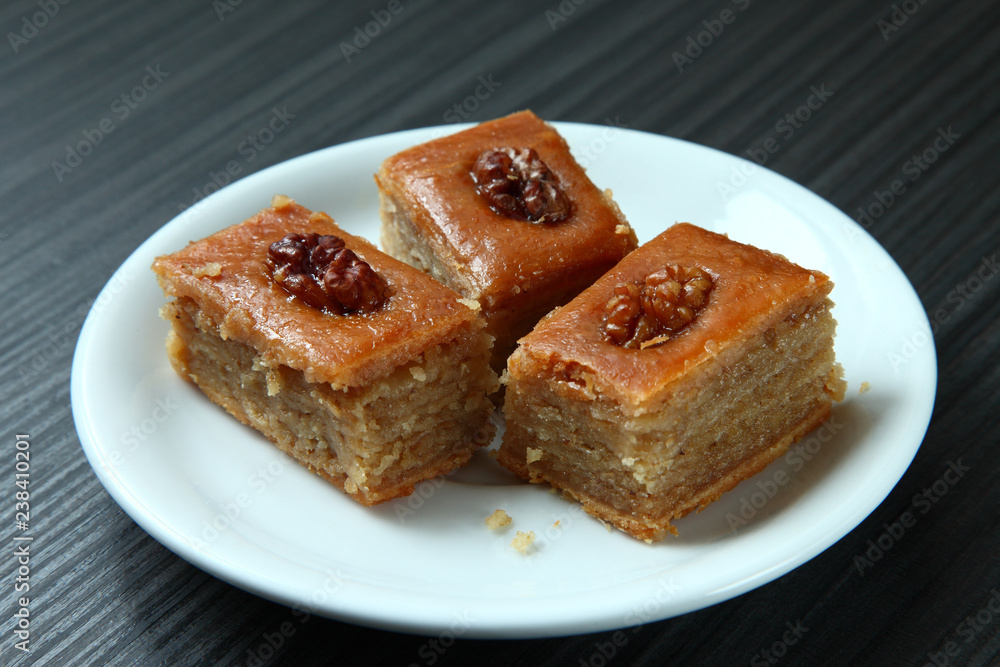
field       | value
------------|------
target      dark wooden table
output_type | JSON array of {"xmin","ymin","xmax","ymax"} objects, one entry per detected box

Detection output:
[{"xmin": 3, "ymin": 0, "xmax": 998, "ymax": 665}]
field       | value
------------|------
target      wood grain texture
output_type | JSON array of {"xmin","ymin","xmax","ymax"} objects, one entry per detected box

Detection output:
[{"xmin": 1, "ymin": 0, "xmax": 998, "ymax": 665}]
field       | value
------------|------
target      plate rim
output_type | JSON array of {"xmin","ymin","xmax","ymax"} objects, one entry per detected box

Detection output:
[{"xmin": 70, "ymin": 121, "xmax": 937, "ymax": 638}]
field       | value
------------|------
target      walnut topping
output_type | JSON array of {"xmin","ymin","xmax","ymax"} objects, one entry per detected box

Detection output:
[
  {"xmin": 266, "ymin": 233, "xmax": 388, "ymax": 314},
  {"xmin": 602, "ymin": 265, "xmax": 713, "ymax": 349},
  {"xmin": 471, "ymin": 147, "xmax": 572, "ymax": 223}
]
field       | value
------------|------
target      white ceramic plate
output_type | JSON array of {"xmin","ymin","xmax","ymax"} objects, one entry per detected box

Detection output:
[{"xmin": 71, "ymin": 122, "xmax": 936, "ymax": 638}]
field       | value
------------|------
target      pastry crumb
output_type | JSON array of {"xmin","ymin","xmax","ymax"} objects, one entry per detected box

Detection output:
[
  {"xmin": 510, "ymin": 530, "xmax": 535, "ymax": 553},
  {"xmin": 526, "ymin": 447, "xmax": 543, "ymax": 464},
  {"xmin": 409, "ymin": 366, "xmax": 427, "ymax": 382},
  {"xmin": 457, "ymin": 297, "xmax": 481, "ymax": 312},
  {"xmin": 485, "ymin": 509, "xmax": 512, "ymax": 530},
  {"xmin": 271, "ymin": 194, "xmax": 294, "ymax": 208},
  {"xmin": 193, "ymin": 262, "xmax": 222, "ymax": 278},
  {"xmin": 552, "ymin": 520, "xmax": 560, "ymax": 528},
  {"xmin": 859, "ymin": 381, "xmax": 871, "ymax": 394},
  {"xmin": 265, "ymin": 367, "xmax": 283, "ymax": 396}
]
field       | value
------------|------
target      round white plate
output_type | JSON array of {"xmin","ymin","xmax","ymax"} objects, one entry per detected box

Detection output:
[{"xmin": 71, "ymin": 122, "xmax": 936, "ymax": 638}]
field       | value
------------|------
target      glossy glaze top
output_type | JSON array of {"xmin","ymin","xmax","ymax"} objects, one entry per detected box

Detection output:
[
  {"xmin": 376, "ymin": 110, "xmax": 637, "ymax": 314},
  {"xmin": 152, "ymin": 197, "xmax": 479, "ymax": 389},
  {"xmin": 515, "ymin": 223, "xmax": 833, "ymax": 403}
]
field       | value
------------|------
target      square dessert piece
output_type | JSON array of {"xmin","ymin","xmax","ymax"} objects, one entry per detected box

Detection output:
[
  {"xmin": 152, "ymin": 196, "xmax": 498, "ymax": 506},
  {"xmin": 375, "ymin": 110, "xmax": 638, "ymax": 372},
  {"xmin": 496, "ymin": 223, "xmax": 845, "ymax": 541}
]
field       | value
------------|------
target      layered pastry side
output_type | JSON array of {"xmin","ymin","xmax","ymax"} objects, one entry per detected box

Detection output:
[
  {"xmin": 375, "ymin": 110, "xmax": 638, "ymax": 373},
  {"xmin": 496, "ymin": 223, "xmax": 846, "ymax": 542},
  {"xmin": 151, "ymin": 195, "xmax": 499, "ymax": 506}
]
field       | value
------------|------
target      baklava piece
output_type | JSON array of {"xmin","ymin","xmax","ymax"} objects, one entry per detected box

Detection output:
[
  {"xmin": 497, "ymin": 223, "xmax": 845, "ymax": 541},
  {"xmin": 375, "ymin": 110, "xmax": 638, "ymax": 372},
  {"xmin": 152, "ymin": 196, "xmax": 498, "ymax": 506}
]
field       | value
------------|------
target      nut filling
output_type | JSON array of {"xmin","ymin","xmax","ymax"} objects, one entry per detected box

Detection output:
[
  {"xmin": 266, "ymin": 233, "xmax": 388, "ymax": 314},
  {"xmin": 471, "ymin": 147, "xmax": 572, "ymax": 223},
  {"xmin": 602, "ymin": 265, "xmax": 713, "ymax": 349}
]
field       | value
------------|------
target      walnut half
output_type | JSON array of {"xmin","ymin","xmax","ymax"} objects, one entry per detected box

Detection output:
[
  {"xmin": 471, "ymin": 147, "xmax": 572, "ymax": 223},
  {"xmin": 266, "ymin": 233, "xmax": 388, "ymax": 314},
  {"xmin": 602, "ymin": 265, "xmax": 713, "ymax": 349}
]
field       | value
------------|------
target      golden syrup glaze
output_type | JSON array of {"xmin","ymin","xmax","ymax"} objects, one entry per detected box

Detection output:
[
  {"xmin": 152, "ymin": 199, "xmax": 480, "ymax": 389},
  {"xmin": 515, "ymin": 223, "xmax": 833, "ymax": 403},
  {"xmin": 375, "ymin": 110, "xmax": 637, "ymax": 315}
]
